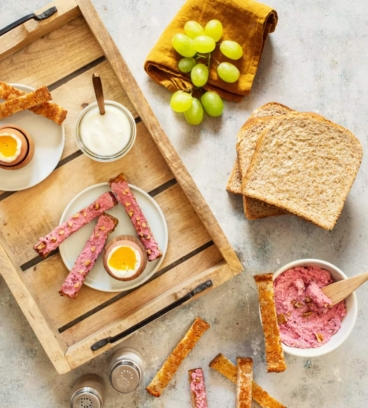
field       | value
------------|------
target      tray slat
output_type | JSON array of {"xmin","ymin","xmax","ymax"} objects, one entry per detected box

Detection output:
[
  {"xmin": 0, "ymin": 0, "xmax": 243, "ymax": 373},
  {"xmin": 0, "ymin": 236, "xmax": 70, "ymax": 374},
  {"xmin": 0, "ymin": 16, "xmax": 103, "ymax": 87},
  {"xmin": 77, "ymin": 0, "xmax": 243, "ymax": 274},
  {"xmin": 0, "ymin": 122, "xmax": 173, "ymax": 266},
  {"xmin": 61, "ymin": 245, "xmax": 222, "ymax": 346},
  {"xmin": 0, "ymin": 0, "xmax": 80, "ymax": 63},
  {"xmin": 65, "ymin": 260, "xmax": 233, "ymax": 369},
  {"xmin": 23, "ymin": 183, "xmax": 212, "ymax": 329}
]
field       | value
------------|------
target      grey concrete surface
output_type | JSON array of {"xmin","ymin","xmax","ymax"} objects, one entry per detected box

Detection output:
[{"xmin": 1, "ymin": 0, "xmax": 368, "ymax": 407}]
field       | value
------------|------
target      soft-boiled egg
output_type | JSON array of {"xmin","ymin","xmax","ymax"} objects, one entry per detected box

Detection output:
[
  {"xmin": 0, "ymin": 132, "xmax": 23, "ymax": 163},
  {"xmin": 0, "ymin": 133, "xmax": 21, "ymax": 162},
  {"xmin": 103, "ymin": 235, "xmax": 147, "ymax": 281},
  {"xmin": 0, "ymin": 126, "xmax": 33, "ymax": 169},
  {"xmin": 108, "ymin": 245, "xmax": 141, "ymax": 277}
]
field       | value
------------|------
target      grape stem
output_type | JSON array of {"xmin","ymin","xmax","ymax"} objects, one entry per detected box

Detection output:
[
  {"xmin": 207, "ymin": 54, "xmax": 211, "ymax": 71},
  {"xmin": 195, "ymin": 53, "xmax": 208, "ymax": 60},
  {"xmin": 213, "ymin": 57, "xmax": 220, "ymax": 65}
]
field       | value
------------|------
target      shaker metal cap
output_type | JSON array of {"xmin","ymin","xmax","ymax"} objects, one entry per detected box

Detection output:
[
  {"xmin": 110, "ymin": 360, "xmax": 142, "ymax": 393},
  {"xmin": 71, "ymin": 388, "xmax": 103, "ymax": 408}
]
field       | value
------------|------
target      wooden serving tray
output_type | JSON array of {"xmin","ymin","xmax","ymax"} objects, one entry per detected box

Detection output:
[{"xmin": 0, "ymin": 0, "xmax": 242, "ymax": 374}]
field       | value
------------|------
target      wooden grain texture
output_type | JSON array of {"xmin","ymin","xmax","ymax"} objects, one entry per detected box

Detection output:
[
  {"xmin": 0, "ymin": 234, "xmax": 70, "ymax": 374},
  {"xmin": 0, "ymin": 0, "xmax": 80, "ymax": 63},
  {"xmin": 0, "ymin": 61, "xmax": 137, "ymax": 195},
  {"xmin": 0, "ymin": 16, "xmax": 103, "ymax": 87},
  {"xmin": 0, "ymin": 0, "xmax": 243, "ymax": 373},
  {"xmin": 76, "ymin": 0, "xmax": 243, "ymax": 275},
  {"xmin": 65, "ymin": 260, "xmax": 233, "ymax": 369},
  {"xmin": 322, "ymin": 272, "xmax": 368, "ymax": 306},
  {"xmin": 49, "ymin": 60, "xmax": 138, "ymax": 160},
  {"xmin": 61, "ymin": 245, "xmax": 222, "ymax": 346},
  {"xmin": 0, "ymin": 121, "xmax": 173, "ymax": 265},
  {"xmin": 23, "ymin": 183, "xmax": 212, "ymax": 330}
]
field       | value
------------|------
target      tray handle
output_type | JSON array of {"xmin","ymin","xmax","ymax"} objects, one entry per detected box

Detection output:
[
  {"xmin": 0, "ymin": 6, "xmax": 57, "ymax": 37},
  {"xmin": 90, "ymin": 279, "xmax": 213, "ymax": 351}
]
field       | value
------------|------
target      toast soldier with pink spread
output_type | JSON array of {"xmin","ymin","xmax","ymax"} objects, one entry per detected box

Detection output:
[
  {"xmin": 34, "ymin": 191, "xmax": 118, "ymax": 258},
  {"xmin": 59, "ymin": 213, "xmax": 118, "ymax": 299},
  {"xmin": 109, "ymin": 173, "xmax": 162, "ymax": 261}
]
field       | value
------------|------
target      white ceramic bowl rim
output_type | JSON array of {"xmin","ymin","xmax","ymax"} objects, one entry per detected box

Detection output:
[{"xmin": 273, "ymin": 258, "xmax": 358, "ymax": 358}]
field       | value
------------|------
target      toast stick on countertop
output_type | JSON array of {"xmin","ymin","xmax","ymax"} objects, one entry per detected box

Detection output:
[
  {"xmin": 236, "ymin": 357, "xmax": 253, "ymax": 408},
  {"xmin": 254, "ymin": 273, "xmax": 287, "ymax": 373},
  {"xmin": 146, "ymin": 317, "xmax": 210, "ymax": 397},
  {"xmin": 209, "ymin": 353, "xmax": 286, "ymax": 408}
]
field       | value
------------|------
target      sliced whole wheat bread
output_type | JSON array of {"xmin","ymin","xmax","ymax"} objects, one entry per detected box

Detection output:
[
  {"xmin": 236, "ymin": 116, "xmax": 289, "ymax": 219},
  {"xmin": 226, "ymin": 102, "xmax": 293, "ymax": 195},
  {"xmin": 244, "ymin": 113, "xmax": 363, "ymax": 230}
]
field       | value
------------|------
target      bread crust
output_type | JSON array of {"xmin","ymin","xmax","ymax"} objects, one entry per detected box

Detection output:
[
  {"xmin": 244, "ymin": 113, "xmax": 363, "ymax": 230},
  {"xmin": 146, "ymin": 317, "xmax": 210, "ymax": 397},
  {"xmin": 236, "ymin": 357, "xmax": 253, "ymax": 408},
  {"xmin": 227, "ymin": 102, "xmax": 292, "ymax": 212},
  {"xmin": 226, "ymin": 161, "xmax": 243, "ymax": 194},
  {"xmin": 235, "ymin": 116, "xmax": 287, "ymax": 219},
  {"xmin": 227, "ymin": 117, "xmax": 258, "ymax": 194},
  {"xmin": 254, "ymin": 273, "xmax": 287, "ymax": 373},
  {"xmin": 209, "ymin": 353, "xmax": 286, "ymax": 407},
  {"xmin": 0, "ymin": 81, "xmax": 67, "ymax": 125},
  {"xmin": 0, "ymin": 86, "xmax": 51, "ymax": 120},
  {"xmin": 209, "ymin": 353, "xmax": 237, "ymax": 383}
]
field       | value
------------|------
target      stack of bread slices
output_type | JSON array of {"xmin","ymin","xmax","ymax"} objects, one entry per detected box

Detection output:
[{"xmin": 227, "ymin": 103, "xmax": 363, "ymax": 230}]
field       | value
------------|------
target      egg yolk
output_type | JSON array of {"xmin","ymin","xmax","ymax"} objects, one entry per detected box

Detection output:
[
  {"xmin": 108, "ymin": 246, "xmax": 137, "ymax": 270},
  {"xmin": 0, "ymin": 135, "xmax": 18, "ymax": 158}
]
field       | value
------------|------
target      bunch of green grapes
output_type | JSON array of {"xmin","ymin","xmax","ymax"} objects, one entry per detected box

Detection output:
[{"xmin": 169, "ymin": 19, "xmax": 243, "ymax": 125}]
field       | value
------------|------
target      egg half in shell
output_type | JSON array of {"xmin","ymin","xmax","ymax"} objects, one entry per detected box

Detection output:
[
  {"xmin": 103, "ymin": 235, "xmax": 147, "ymax": 281},
  {"xmin": 0, "ymin": 129, "xmax": 27, "ymax": 165},
  {"xmin": 0, "ymin": 125, "xmax": 34, "ymax": 170}
]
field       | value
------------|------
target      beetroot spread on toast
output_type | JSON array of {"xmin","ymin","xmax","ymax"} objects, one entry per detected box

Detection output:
[
  {"xmin": 190, "ymin": 369, "xmax": 208, "ymax": 408},
  {"xmin": 109, "ymin": 173, "xmax": 162, "ymax": 261},
  {"xmin": 59, "ymin": 213, "xmax": 118, "ymax": 299},
  {"xmin": 34, "ymin": 192, "xmax": 118, "ymax": 258}
]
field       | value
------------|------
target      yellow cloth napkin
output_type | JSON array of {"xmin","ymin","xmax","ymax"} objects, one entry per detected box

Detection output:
[{"xmin": 144, "ymin": 0, "xmax": 278, "ymax": 102}]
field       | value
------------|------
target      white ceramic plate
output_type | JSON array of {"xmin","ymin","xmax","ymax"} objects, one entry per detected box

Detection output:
[
  {"xmin": 0, "ymin": 84, "xmax": 65, "ymax": 191},
  {"xmin": 59, "ymin": 183, "xmax": 168, "ymax": 292}
]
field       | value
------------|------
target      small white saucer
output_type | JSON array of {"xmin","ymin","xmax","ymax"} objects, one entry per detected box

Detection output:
[
  {"xmin": 0, "ymin": 83, "xmax": 65, "ymax": 191},
  {"xmin": 59, "ymin": 182, "xmax": 168, "ymax": 292}
]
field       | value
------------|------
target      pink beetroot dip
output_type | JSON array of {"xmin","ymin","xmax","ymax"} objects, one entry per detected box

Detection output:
[
  {"xmin": 274, "ymin": 266, "xmax": 347, "ymax": 348},
  {"xmin": 190, "ymin": 369, "xmax": 208, "ymax": 408}
]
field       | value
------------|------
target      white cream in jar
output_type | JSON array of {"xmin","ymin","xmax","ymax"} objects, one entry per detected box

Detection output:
[{"xmin": 78, "ymin": 102, "xmax": 134, "ymax": 158}]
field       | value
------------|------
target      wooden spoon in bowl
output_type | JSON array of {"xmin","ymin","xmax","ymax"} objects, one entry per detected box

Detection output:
[
  {"xmin": 322, "ymin": 272, "xmax": 368, "ymax": 306},
  {"xmin": 92, "ymin": 73, "xmax": 105, "ymax": 115}
]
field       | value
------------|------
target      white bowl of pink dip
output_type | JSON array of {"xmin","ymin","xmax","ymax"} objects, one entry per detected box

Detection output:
[{"xmin": 273, "ymin": 259, "xmax": 358, "ymax": 358}]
